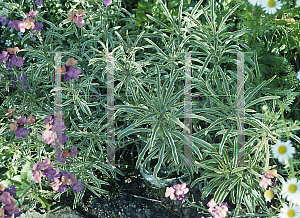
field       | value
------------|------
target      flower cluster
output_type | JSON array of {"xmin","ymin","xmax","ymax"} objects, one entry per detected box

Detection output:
[
  {"xmin": 6, "ymin": 109, "xmax": 36, "ymax": 139},
  {"xmin": 7, "ymin": 10, "xmax": 43, "ymax": 35},
  {"xmin": 1, "ymin": 10, "xmax": 43, "ymax": 40},
  {"xmin": 32, "ymin": 158, "xmax": 83, "ymax": 193},
  {"xmin": 60, "ymin": 58, "xmax": 82, "ymax": 83},
  {"xmin": 259, "ymin": 169, "xmax": 280, "ymax": 201},
  {"xmin": 165, "ymin": 183, "xmax": 189, "ymax": 204},
  {"xmin": 0, "ymin": 184, "xmax": 22, "ymax": 218},
  {"xmin": 0, "ymin": 47, "xmax": 24, "ymax": 69},
  {"xmin": 68, "ymin": 9, "xmax": 86, "ymax": 28},
  {"xmin": 248, "ymin": 0, "xmax": 283, "ymax": 14},
  {"xmin": 207, "ymin": 198, "xmax": 229, "ymax": 218},
  {"xmin": 269, "ymin": 139, "xmax": 300, "ymax": 217},
  {"xmin": 41, "ymin": 113, "xmax": 73, "ymax": 163}
]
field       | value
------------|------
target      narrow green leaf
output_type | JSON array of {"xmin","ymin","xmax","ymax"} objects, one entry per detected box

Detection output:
[
  {"xmin": 135, "ymin": 119, "xmax": 161, "ymax": 170},
  {"xmin": 153, "ymin": 141, "xmax": 165, "ymax": 186},
  {"xmin": 162, "ymin": 126, "xmax": 179, "ymax": 165},
  {"xmin": 219, "ymin": 125, "xmax": 233, "ymax": 155}
]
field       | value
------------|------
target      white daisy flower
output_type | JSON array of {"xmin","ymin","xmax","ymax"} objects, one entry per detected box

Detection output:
[
  {"xmin": 271, "ymin": 140, "xmax": 295, "ymax": 163},
  {"xmin": 297, "ymin": 70, "xmax": 300, "ymax": 82},
  {"xmin": 248, "ymin": 0, "xmax": 262, "ymax": 6},
  {"xmin": 262, "ymin": 105, "xmax": 268, "ymax": 111},
  {"xmin": 281, "ymin": 178, "xmax": 300, "ymax": 205},
  {"xmin": 261, "ymin": 0, "xmax": 283, "ymax": 14},
  {"xmin": 278, "ymin": 203, "xmax": 300, "ymax": 218}
]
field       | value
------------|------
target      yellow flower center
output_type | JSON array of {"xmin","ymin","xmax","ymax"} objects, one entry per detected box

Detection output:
[
  {"xmin": 287, "ymin": 209, "xmax": 295, "ymax": 217},
  {"xmin": 268, "ymin": 0, "xmax": 276, "ymax": 7},
  {"xmin": 288, "ymin": 184, "xmax": 297, "ymax": 193},
  {"xmin": 264, "ymin": 190, "xmax": 274, "ymax": 200},
  {"xmin": 278, "ymin": 145, "xmax": 286, "ymax": 154}
]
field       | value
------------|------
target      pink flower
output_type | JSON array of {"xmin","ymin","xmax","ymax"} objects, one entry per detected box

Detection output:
[
  {"xmin": 32, "ymin": 170, "xmax": 43, "ymax": 183},
  {"xmin": 5, "ymin": 202, "xmax": 16, "ymax": 214},
  {"xmin": 27, "ymin": 115, "xmax": 36, "ymax": 124},
  {"xmin": 0, "ymin": 192, "xmax": 14, "ymax": 205},
  {"xmin": 61, "ymin": 65, "xmax": 67, "ymax": 74},
  {"xmin": 50, "ymin": 178, "xmax": 62, "ymax": 191},
  {"xmin": 207, "ymin": 198, "xmax": 217, "ymax": 210},
  {"xmin": 68, "ymin": 13, "xmax": 76, "ymax": 21},
  {"xmin": 265, "ymin": 169, "xmax": 278, "ymax": 179},
  {"xmin": 70, "ymin": 146, "xmax": 78, "ymax": 158},
  {"xmin": 66, "ymin": 66, "xmax": 82, "ymax": 79},
  {"xmin": 259, "ymin": 175, "xmax": 272, "ymax": 190},
  {"xmin": 174, "ymin": 183, "xmax": 189, "ymax": 196},
  {"xmin": 26, "ymin": 10, "xmax": 39, "ymax": 18},
  {"xmin": 165, "ymin": 187, "xmax": 175, "ymax": 199},
  {"xmin": 5, "ymin": 109, "xmax": 15, "ymax": 117},
  {"xmin": 73, "ymin": 16, "xmax": 85, "ymax": 28},
  {"xmin": 10, "ymin": 123, "xmax": 18, "ymax": 131},
  {"xmin": 65, "ymin": 58, "xmax": 78, "ymax": 66},
  {"xmin": 42, "ymin": 130, "xmax": 57, "ymax": 145},
  {"xmin": 18, "ymin": 21, "xmax": 26, "ymax": 33},
  {"xmin": 41, "ymin": 158, "xmax": 53, "ymax": 170},
  {"xmin": 77, "ymin": 9, "xmax": 85, "ymax": 16}
]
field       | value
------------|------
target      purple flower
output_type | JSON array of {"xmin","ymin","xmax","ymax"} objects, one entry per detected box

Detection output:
[
  {"xmin": 2, "ymin": 51, "xmax": 9, "ymax": 61},
  {"xmin": 70, "ymin": 146, "xmax": 78, "ymax": 158},
  {"xmin": 8, "ymin": 185, "xmax": 16, "ymax": 195},
  {"xmin": 15, "ymin": 127, "xmax": 29, "ymax": 138},
  {"xmin": 11, "ymin": 55, "xmax": 24, "ymax": 67},
  {"xmin": 44, "ymin": 115, "xmax": 54, "ymax": 125},
  {"xmin": 102, "ymin": 0, "xmax": 112, "ymax": 6},
  {"xmin": 0, "ymin": 15, "xmax": 8, "ymax": 26},
  {"xmin": 66, "ymin": 66, "xmax": 82, "ymax": 79},
  {"xmin": 57, "ymin": 185, "xmax": 66, "ymax": 193},
  {"xmin": 17, "ymin": 116, "xmax": 30, "ymax": 126},
  {"xmin": 32, "ymin": 21, "xmax": 43, "ymax": 31},
  {"xmin": 57, "ymin": 149, "xmax": 66, "ymax": 163},
  {"xmin": 47, "ymin": 168, "xmax": 61, "ymax": 180},
  {"xmin": 64, "ymin": 73, "xmax": 72, "ymax": 82},
  {"xmin": 8, "ymin": 20, "xmax": 19, "ymax": 30},
  {"xmin": 6, "ymin": 61, "xmax": 14, "ymax": 69},
  {"xmin": 35, "ymin": 0, "xmax": 43, "ymax": 6},
  {"xmin": 73, "ymin": 181, "xmax": 83, "ymax": 192}
]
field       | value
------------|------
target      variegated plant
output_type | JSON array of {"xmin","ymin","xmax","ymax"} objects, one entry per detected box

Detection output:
[{"xmin": 112, "ymin": 0, "xmax": 300, "ymax": 216}]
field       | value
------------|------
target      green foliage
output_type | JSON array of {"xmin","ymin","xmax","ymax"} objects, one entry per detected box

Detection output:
[{"xmin": 0, "ymin": 0, "xmax": 300, "ymax": 217}]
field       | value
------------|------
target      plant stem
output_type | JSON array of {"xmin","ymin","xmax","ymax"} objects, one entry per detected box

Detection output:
[{"xmin": 289, "ymin": 158, "xmax": 296, "ymax": 179}]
